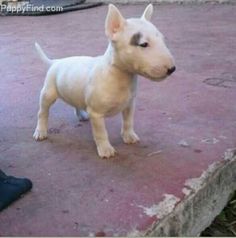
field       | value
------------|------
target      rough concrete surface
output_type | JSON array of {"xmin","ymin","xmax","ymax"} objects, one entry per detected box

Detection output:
[{"xmin": 0, "ymin": 3, "xmax": 236, "ymax": 237}]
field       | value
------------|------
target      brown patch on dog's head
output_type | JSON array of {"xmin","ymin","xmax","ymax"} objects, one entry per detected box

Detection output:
[{"xmin": 130, "ymin": 32, "xmax": 142, "ymax": 46}]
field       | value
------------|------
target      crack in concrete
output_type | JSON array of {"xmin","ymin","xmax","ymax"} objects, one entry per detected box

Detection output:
[{"xmin": 201, "ymin": 138, "xmax": 220, "ymax": 144}]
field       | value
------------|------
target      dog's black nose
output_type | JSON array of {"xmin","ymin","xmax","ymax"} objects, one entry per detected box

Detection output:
[{"xmin": 167, "ymin": 66, "xmax": 176, "ymax": 75}]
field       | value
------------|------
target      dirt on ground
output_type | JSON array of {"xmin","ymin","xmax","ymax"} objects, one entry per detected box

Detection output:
[{"xmin": 201, "ymin": 191, "xmax": 236, "ymax": 237}]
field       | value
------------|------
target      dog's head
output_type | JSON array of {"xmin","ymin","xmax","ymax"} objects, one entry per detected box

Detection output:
[{"xmin": 105, "ymin": 4, "xmax": 175, "ymax": 81}]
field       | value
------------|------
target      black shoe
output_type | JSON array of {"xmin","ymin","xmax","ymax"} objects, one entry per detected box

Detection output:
[{"xmin": 0, "ymin": 170, "xmax": 33, "ymax": 211}]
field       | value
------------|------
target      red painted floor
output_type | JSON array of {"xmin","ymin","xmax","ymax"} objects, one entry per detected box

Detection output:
[{"xmin": 0, "ymin": 3, "xmax": 236, "ymax": 236}]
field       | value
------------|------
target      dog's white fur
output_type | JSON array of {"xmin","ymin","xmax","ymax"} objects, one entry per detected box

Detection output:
[{"xmin": 33, "ymin": 4, "xmax": 175, "ymax": 158}]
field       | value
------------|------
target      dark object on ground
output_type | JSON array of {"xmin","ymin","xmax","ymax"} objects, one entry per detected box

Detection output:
[
  {"xmin": 0, "ymin": 0, "xmax": 103, "ymax": 16},
  {"xmin": 201, "ymin": 191, "xmax": 236, "ymax": 237},
  {"xmin": 0, "ymin": 170, "xmax": 33, "ymax": 211}
]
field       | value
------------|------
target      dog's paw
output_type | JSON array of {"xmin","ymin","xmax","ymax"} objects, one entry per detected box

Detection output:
[
  {"xmin": 33, "ymin": 129, "xmax": 48, "ymax": 141},
  {"xmin": 97, "ymin": 142, "xmax": 117, "ymax": 159},
  {"xmin": 122, "ymin": 131, "xmax": 140, "ymax": 144},
  {"xmin": 75, "ymin": 109, "xmax": 89, "ymax": 122}
]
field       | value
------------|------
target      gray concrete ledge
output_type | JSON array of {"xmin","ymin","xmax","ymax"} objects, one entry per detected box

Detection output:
[{"xmin": 141, "ymin": 149, "xmax": 236, "ymax": 236}]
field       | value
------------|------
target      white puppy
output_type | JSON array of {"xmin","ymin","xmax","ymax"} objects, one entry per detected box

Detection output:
[{"xmin": 33, "ymin": 4, "xmax": 175, "ymax": 158}]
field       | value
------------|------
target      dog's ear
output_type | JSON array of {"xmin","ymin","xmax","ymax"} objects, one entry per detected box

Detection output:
[
  {"xmin": 105, "ymin": 4, "xmax": 126, "ymax": 40},
  {"xmin": 141, "ymin": 4, "xmax": 153, "ymax": 21}
]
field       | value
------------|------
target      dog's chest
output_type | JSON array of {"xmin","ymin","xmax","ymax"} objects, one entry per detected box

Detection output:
[
  {"xmin": 104, "ymin": 92, "xmax": 132, "ymax": 116},
  {"xmin": 87, "ymin": 80, "xmax": 136, "ymax": 117},
  {"xmin": 105, "ymin": 79, "xmax": 138, "ymax": 115}
]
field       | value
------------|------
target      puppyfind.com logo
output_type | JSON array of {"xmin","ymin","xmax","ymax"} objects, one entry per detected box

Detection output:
[{"xmin": 0, "ymin": 3, "xmax": 63, "ymax": 14}]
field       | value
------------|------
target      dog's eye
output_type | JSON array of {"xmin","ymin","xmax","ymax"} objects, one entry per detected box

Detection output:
[{"xmin": 139, "ymin": 42, "xmax": 149, "ymax": 48}]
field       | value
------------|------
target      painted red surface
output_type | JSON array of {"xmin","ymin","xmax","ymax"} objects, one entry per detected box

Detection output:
[{"xmin": 0, "ymin": 3, "xmax": 236, "ymax": 236}]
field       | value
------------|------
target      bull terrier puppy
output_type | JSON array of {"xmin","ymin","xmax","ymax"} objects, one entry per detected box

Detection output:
[{"xmin": 33, "ymin": 4, "xmax": 175, "ymax": 158}]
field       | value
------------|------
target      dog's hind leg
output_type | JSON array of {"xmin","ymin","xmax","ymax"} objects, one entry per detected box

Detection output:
[
  {"xmin": 75, "ymin": 108, "xmax": 89, "ymax": 122},
  {"xmin": 33, "ymin": 74, "xmax": 58, "ymax": 141}
]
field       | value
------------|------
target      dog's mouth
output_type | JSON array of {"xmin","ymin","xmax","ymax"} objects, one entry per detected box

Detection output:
[
  {"xmin": 136, "ymin": 65, "xmax": 171, "ymax": 81},
  {"xmin": 139, "ymin": 71, "xmax": 168, "ymax": 82}
]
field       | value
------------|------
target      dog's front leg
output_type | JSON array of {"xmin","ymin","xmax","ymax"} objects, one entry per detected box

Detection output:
[
  {"xmin": 121, "ymin": 100, "xmax": 140, "ymax": 144},
  {"xmin": 89, "ymin": 114, "xmax": 116, "ymax": 159}
]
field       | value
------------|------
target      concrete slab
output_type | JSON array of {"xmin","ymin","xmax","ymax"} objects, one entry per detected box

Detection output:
[{"xmin": 0, "ymin": 3, "xmax": 236, "ymax": 236}]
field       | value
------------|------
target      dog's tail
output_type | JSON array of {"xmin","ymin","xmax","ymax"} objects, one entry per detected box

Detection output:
[{"xmin": 35, "ymin": 42, "xmax": 54, "ymax": 66}]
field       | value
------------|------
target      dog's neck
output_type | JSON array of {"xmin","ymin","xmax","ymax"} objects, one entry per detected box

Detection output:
[{"xmin": 103, "ymin": 43, "xmax": 135, "ymax": 78}]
